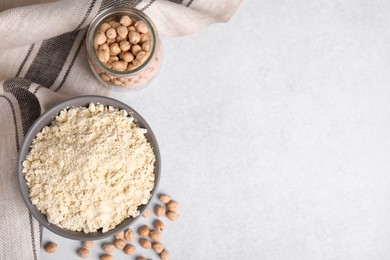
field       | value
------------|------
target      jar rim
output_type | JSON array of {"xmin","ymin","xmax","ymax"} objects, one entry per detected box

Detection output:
[{"xmin": 86, "ymin": 7, "xmax": 158, "ymax": 75}]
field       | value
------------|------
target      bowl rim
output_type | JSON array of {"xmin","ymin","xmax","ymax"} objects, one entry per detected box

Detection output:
[{"xmin": 17, "ymin": 95, "xmax": 161, "ymax": 240}]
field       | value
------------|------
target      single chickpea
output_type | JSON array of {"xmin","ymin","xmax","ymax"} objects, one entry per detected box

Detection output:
[
  {"xmin": 82, "ymin": 241, "xmax": 93, "ymax": 249},
  {"xmin": 77, "ymin": 248, "xmax": 90, "ymax": 258},
  {"xmin": 44, "ymin": 242, "xmax": 57, "ymax": 253},
  {"xmin": 95, "ymin": 32, "xmax": 107, "ymax": 45},
  {"xmin": 153, "ymin": 219, "xmax": 165, "ymax": 232},
  {"xmin": 106, "ymin": 28, "xmax": 117, "ymax": 39},
  {"xmin": 123, "ymin": 244, "xmax": 136, "ymax": 255},
  {"xmin": 109, "ymin": 43, "xmax": 121, "ymax": 55},
  {"xmin": 167, "ymin": 201, "xmax": 179, "ymax": 211},
  {"xmin": 138, "ymin": 225, "xmax": 150, "ymax": 236},
  {"xmin": 128, "ymin": 26, "xmax": 136, "ymax": 31},
  {"xmin": 120, "ymin": 15, "xmax": 132, "ymax": 26},
  {"xmin": 136, "ymin": 51, "xmax": 148, "ymax": 63},
  {"xmin": 152, "ymin": 242, "xmax": 164, "ymax": 254},
  {"xmin": 124, "ymin": 229, "xmax": 134, "ymax": 242},
  {"xmin": 99, "ymin": 22, "xmax": 111, "ymax": 33},
  {"xmin": 102, "ymin": 243, "xmax": 115, "ymax": 253},
  {"xmin": 166, "ymin": 211, "xmax": 179, "ymax": 221},
  {"xmin": 140, "ymin": 33, "xmax": 150, "ymax": 43},
  {"xmin": 154, "ymin": 204, "xmax": 166, "ymax": 217},
  {"xmin": 116, "ymin": 25, "xmax": 128, "ymax": 38},
  {"xmin": 114, "ymin": 239, "xmax": 126, "ymax": 250},
  {"xmin": 139, "ymin": 238, "xmax": 152, "ymax": 249},
  {"xmin": 122, "ymin": 51, "xmax": 134, "ymax": 62},
  {"xmin": 143, "ymin": 208, "xmax": 151, "ymax": 218},
  {"xmin": 135, "ymin": 21, "xmax": 149, "ymax": 33},
  {"xmin": 112, "ymin": 60, "xmax": 127, "ymax": 71},
  {"xmin": 131, "ymin": 44, "xmax": 142, "ymax": 55},
  {"xmin": 108, "ymin": 20, "xmax": 120, "ymax": 28},
  {"xmin": 129, "ymin": 31, "xmax": 141, "ymax": 44},
  {"xmin": 142, "ymin": 40, "xmax": 151, "ymax": 52},
  {"xmin": 159, "ymin": 194, "xmax": 171, "ymax": 204},
  {"xmin": 160, "ymin": 249, "xmax": 170, "ymax": 260},
  {"xmin": 119, "ymin": 41, "xmax": 131, "ymax": 52},
  {"xmin": 100, "ymin": 254, "xmax": 112, "ymax": 260}
]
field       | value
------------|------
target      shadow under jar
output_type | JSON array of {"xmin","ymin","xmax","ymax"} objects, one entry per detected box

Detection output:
[{"xmin": 86, "ymin": 7, "xmax": 162, "ymax": 90}]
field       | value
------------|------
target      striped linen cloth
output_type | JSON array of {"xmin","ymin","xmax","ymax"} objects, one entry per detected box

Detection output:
[{"xmin": 0, "ymin": 0, "xmax": 241, "ymax": 259}]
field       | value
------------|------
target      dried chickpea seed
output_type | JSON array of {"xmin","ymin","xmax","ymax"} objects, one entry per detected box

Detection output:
[
  {"xmin": 114, "ymin": 231, "xmax": 124, "ymax": 240},
  {"xmin": 136, "ymin": 257, "xmax": 147, "ymax": 260},
  {"xmin": 120, "ymin": 15, "xmax": 132, "ymax": 26},
  {"xmin": 112, "ymin": 60, "xmax": 127, "ymax": 71},
  {"xmin": 149, "ymin": 230, "xmax": 161, "ymax": 241},
  {"xmin": 100, "ymin": 254, "xmax": 113, "ymax": 260},
  {"xmin": 166, "ymin": 211, "xmax": 180, "ymax": 221},
  {"xmin": 135, "ymin": 21, "xmax": 149, "ymax": 33},
  {"xmin": 153, "ymin": 219, "xmax": 165, "ymax": 231},
  {"xmin": 160, "ymin": 249, "xmax": 170, "ymax": 260},
  {"xmin": 154, "ymin": 204, "xmax": 166, "ymax": 217},
  {"xmin": 131, "ymin": 44, "xmax": 142, "ymax": 55},
  {"xmin": 108, "ymin": 20, "xmax": 120, "ymax": 28},
  {"xmin": 159, "ymin": 194, "xmax": 171, "ymax": 204},
  {"xmin": 114, "ymin": 239, "xmax": 126, "ymax": 250},
  {"xmin": 124, "ymin": 228, "xmax": 134, "ymax": 242},
  {"xmin": 124, "ymin": 244, "xmax": 136, "ymax": 255},
  {"xmin": 136, "ymin": 51, "xmax": 148, "ymax": 63},
  {"xmin": 109, "ymin": 43, "xmax": 121, "ymax": 55},
  {"xmin": 102, "ymin": 243, "xmax": 115, "ymax": 253},
  {"xmin": 142, "ymin": 40, "xmax": 152, "ymax": 52},
  {"xmin": 138, "ymin": 225, "xmax": 150, "ymax": 236},
  {"xmin": 44, "ymin": 242, "xmax": 57, "ymax": 253},
  {"xmin": 106, "ymin": 28, "xmax": 117, "ymax": 39},
  {"xmin": 82, "ymin": 241, "xmax": 93, "ymax": 248},
  {"xmin": 139, "ymin": 238, "xmax": 152, "ymax": 249},
  {"xmin": 116, "ymin": 25, "xmax": 128, "ymax": 38},
  {"xmin": 167, "ymin": 201, "xmax": 179, "ymax": 211},
  {"xmin": 119, "ymin": 41, "xmax": 131, "ymax": 52},
  {"xmin": 129, "ymin": 31, "xmax": 141, "ymax": 44},
  {"xmin": 140, "ymin": 34, "xmax": 150, "ymax": 43},
  {"xmin": 152, "ymin": 242, "xmax": 164, "ymax": 254},
  {"xmin": 99, "ymin": 22, "xmax": 111, "ymax": 33},
  {"xmin": 122, "ymin": 51, "xmax": 134, "ymax": 62},
  {"xmin": 77, "ymin": 248, "xmax": 90, "ymax": 258},
  {"xmin": 95, "ymin": 32, "xmax": 107, "ymax": 45}
]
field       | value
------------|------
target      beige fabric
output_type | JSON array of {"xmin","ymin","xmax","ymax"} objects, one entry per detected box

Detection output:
[{"xmin": 0, "ymin": 0, "xmax": 241, "ymax": 259}]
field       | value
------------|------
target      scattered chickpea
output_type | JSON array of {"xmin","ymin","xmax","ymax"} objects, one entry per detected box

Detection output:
[
  {"xmin": 123, "ymin": 244, "xmax": 136, "ymax": 255},
  {"xmin": 152, "ymin": 242, "xmax": 164, "ymax": 254},
  {"xmin": 153, "ymin": 219, "xmax": 165, "ymax": 231},
  {"xmin": 44, "ymin": 242, "xmax": 57, "ymax": 253},
  {"xmin": 124, "ymin": 228, "xmax": 134, "ymax": 242},
  {"xmin": 138, "ymin": 225, "xmax": 150, "ymax": 236},
  {"xmin": 114, "ymin": 239, "xmax": 126, "ymax": 250},
  {"xmin": 82, "ymin": 241, "xmax": 93, "ymax": 249},
  {"xmin": 160, "ymin": 249, "xmax": 170, "ymax": 260},
  {"xmin": 100, "ymin": 254, "xmax": 113, "ymax": 260},
  {"xmin": 102, "ymin": 243, "xmax": 115, "ymax": 253},
  {"xmin": 154, "ymin": 204, "xmax": 166, "ymax": 217},
  {"xmin": 114, "ymin": 231, "xmax": 124, "ymax": 240},
  {"xmin": 143, "ymin": 208, "xmax": 152, "ymax": 218},
  {"xmin": 77, "ymin": 248, "xmax": 90, "ymax": 258},
  {"xmin": 149, "ymin": 230, "xmax": 161, "ymax": 241},
  {"xmin": 167, "ymin": 201, "xmax": 179, "ymax": 212},
  {"xmin": 139, "ymin": 238, "xmax": 152, "ymax": 249},
  {"xmin": 136, "ymin": 257, "xmax": 146, "ymax": 260},
  {"xmin": 159, "ymin": 194, "xmax": 171, "ymax": 204},
  {"xmin": 166, "ymin": 211, "xmax": 179, "ymax": 221},
  {"xmin": 119, "ymin": 15, "xmax": 132, "ymax": 26}
]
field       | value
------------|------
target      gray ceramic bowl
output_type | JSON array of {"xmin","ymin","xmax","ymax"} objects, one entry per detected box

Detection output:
[{"xmin": 17, "ymin": 95, "xmax": 161, "ymax": 240}]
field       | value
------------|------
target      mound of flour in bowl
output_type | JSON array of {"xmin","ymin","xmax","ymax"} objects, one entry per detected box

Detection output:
[{"xmin": 22, "ymin": 103, "xmax": 155, "ymax": 233}]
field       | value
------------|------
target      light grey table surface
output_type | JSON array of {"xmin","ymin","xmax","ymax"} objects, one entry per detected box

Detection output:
[{"xmin": 41, "ymin": 1, "xmax": 390, "ymax": 259}]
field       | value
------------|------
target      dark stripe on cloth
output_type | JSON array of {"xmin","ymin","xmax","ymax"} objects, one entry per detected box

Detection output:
[
  {"xmin": 0, "ymin": 95, "xmax": 20, "ymax": 151},
  {"xmin": 168, "ymin": 0, "xmax": 184, "ymax": 4},
  {"xmin": 29, "ymin": 213, "xmax": 38, "ymax": 260},
  {"xmin": 54, "ymin": 30, "xmax": 87, "ymax": 92},
  {"xmin": 99, "ymin": 0, "xmax": 142, "ymax": 11},
  {"xmin": 24, "ymin": 30, "xmax": 79, "ymax": 88},
  {"xmin": 75, "ymin": 0, "xmax": 98, "ymax": 30},
  {"xmin": 142, "ymin": 0, "xmax": 156, "ymax": 11},
  {"xmin": 3, "ymin": 78, "xmax": 41, "ymax": 135},
  {"xmin": 186, "ymin": 0, "xmax": 194, "ymax": 7},
  {"xmin": 15, "ymin": 44, "xmax": 34, "ymax": 78}
]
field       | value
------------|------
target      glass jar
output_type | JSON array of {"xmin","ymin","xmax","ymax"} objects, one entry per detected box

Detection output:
[{"xmin": 86, "ymin": 7, "xmax": 162, "ymax": 90}]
